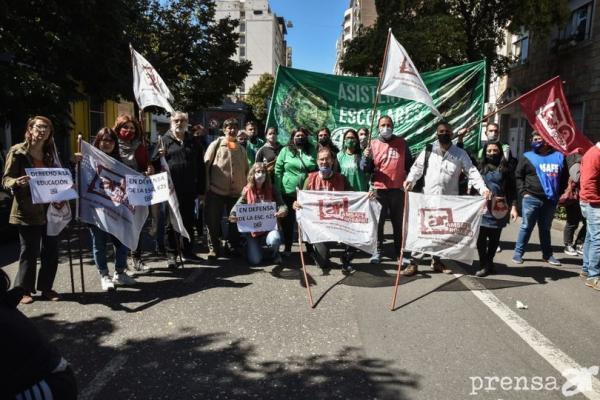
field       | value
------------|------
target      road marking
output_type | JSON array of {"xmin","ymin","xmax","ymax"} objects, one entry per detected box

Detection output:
[
  {"xmin": 80, "ymin": 355, "xmax": 128, "ymax": 400},
  {"xmin": 456, "ymin": 273, "xmax": 600, "ymax": 399}
]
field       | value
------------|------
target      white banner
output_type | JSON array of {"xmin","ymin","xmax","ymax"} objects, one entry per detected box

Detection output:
[
  {"xmin": 160, "ymin": 157, "xmax": 190, "ymax": 241},
  {"xmin": 25, "ymin": 168, "xmax": 78, "ymax": 204},
  {"xmin": 380, "ymin": 32, "xmax": 442, "ymax": 118},
  {"xmin": 78, "ymin": 141, "xmax": 149, "ymax": 250},
  {"xmin": 130, "ymin": 45, "xmax": 174, "ymax": 113},
  {"xmin": 126, "ymin": 172, "xmax": 169, "ymax": 206},
  {"xmin": 235, "ymin": 202, "xmax": 277, "ymax": 233},
  {"xmin": 404, "ymin": 192, "xmax": 486, "ymax": 260},
  {"xmin": 296, "ymin": 190, "xmax": 381, "ymax": 254}
]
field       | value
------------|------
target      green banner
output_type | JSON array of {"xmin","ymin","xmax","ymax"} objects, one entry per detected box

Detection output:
[{"xmin": 266, "ymin": 60, "xmax": 486, "ymax": 154}]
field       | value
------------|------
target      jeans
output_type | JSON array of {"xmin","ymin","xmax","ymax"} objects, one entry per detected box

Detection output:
[
  {"xmin": 245, "ymin": 230, "xmax": 281, "ymax": 265},
  {"xmin": 281, "ymin": 193, "xmax": 297, "ymax": 252},
  {"xmin": 563, "ymin": 202, "xmax": 586, "ymax": 246},
  {"xmin": 514, "ymin": 195, "xmax": 556, "ymax": 259},
  {"xmin": 375, "ymin": 189, "xmax": 405, "ymax": 256},
  {"xmin": 580, "ymin": 202, "xmax": 600, "ymax": 278},
  {"xmin": 89, "ymin": 225, "xmax": 129, "ymax": 275},
  {"xmin": 14, "ymin": 225, "xmax": 59, "ymax": 293},
  {"xmin": 477, "ymin": 226, "xmax": 502, "ymax": 268}
]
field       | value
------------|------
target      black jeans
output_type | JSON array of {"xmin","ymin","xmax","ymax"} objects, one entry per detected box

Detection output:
[
  {"xmin": 477, "ymin": 226, "xmax": 502, "ymax": 268},
  {"xmin": 166, "ymin": 192, "xmax": 196, "ymax": 258},
  {"xmin": 563, "ymin": 202, "xmax": 586, "ymax": 246},
  {"xmin": 15, "ymin": 225, "xmax": 59, "ymax": 293},
  {"xmin": 375, "ymin": 189, "xmax": 405, "ymax": 256},
  {"xmin": 203, "ymin": 190, "xmax": 240, "ymax": 253},
  {"xmin": 282, "ymin": 193, "xmax": 297, "ymax": 252},
  {"xmin": 312, "ymin": 242, "xmax": 355, "ymax": 269}
]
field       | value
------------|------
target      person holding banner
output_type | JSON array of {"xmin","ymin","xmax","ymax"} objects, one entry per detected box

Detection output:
[
  {"xmin": 274, "ymin": 127, "xmax": 318, "ymax": 256},
  {"xmin": 2, "ymin": 116, "xmax": 60, "ymax": 304},
  {"xmin": 337, "ymin": 128, "xmax": 368, "ymax": 192},
  {"xmin": 361, "ymin": 116, "xmax": 413, "ymax": 264},
  {"xmin": 229, "ymin": 162, "xmax": 287, "ymax": 265},
  {"xmin": 75, "ymin": 128, "xmax": 137, "ymax": 289},
  {"xmin": 255, "ymin": 127, "xmax": 281, "ymax": 174},
  {"xmin": 403, "ymin": 121, "xmax": 490, "ymax": 276},
  {"xmin": 512, "ymin": 131, "xmax": 567, "ymax": 266},
  {"xmin": 293, "ymin": 148, "xmax": 358, "ymax": 274},
  {"xmin": 154, "ymin": 111, "xmax": 206, "ymax": 267},
  {"xmin": 474, "ymin": 142, "xmax": 518, "ymax": 277},
  {"xmin": 204, "ymin": 118, "xmax": 249, "ymax": 260},
  {"xmin": 113, "ymin": 113, "xmax": 154, "ymax": 272}
]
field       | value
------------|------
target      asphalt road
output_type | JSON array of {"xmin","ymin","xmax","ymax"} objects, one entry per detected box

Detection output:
[{"xmin": 2, "ymin": 220, "xmax": 599, "ymax": 400}]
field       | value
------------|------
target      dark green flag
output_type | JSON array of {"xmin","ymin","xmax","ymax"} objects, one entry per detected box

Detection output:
[{"xmin": 265, "ymin": 60, "xmax": 486, "ymax": 154}]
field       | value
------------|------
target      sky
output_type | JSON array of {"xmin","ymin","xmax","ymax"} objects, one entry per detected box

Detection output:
[{"xmin": 269, "ymin": 0, "xmax": 348, "ymax": 74}]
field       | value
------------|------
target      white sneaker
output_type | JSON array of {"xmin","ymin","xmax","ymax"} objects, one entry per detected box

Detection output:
[
  {"xmin": 100, "ymin": 275, "xmax": 115, "ymax": 291},
  {"xmin": 113, "ymin": 272, "xmax": 137, "ymax": 286}
]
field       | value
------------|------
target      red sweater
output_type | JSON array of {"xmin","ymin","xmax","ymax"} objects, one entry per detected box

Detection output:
[
  {"xmin": 580, "ymin": 144, "xmax": 600, "ymax": 205},
  {"xmin": 370, "ymin": 136, "xmax": 409, "ymax": 189},
  {"xmin": 304, "ymin": 171, "xmax": 347, "ymax": 191}
]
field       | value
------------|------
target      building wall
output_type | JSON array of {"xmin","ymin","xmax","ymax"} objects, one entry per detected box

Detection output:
[{"xmin": 334, "ymin": 0, "xmax": 377, "ymax": 75}]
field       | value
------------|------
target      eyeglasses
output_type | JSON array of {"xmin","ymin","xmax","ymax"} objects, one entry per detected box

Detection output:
[{"xmin": 33, "ymin": 124, "xmax": 49, "ymax": 131}]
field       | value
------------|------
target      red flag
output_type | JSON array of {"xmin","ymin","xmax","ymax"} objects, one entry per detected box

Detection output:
[{"xmin": 519, "ymin": 76, "xmax": 592, "ymax": 155}]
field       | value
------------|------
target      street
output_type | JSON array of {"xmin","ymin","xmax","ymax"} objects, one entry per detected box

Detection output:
[{"xmin": 2, "ymin": 220, "xmax": 599, "ymax": 400}]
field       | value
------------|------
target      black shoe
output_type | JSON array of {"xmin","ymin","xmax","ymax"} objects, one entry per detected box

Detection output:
[
  {"xmin": 475, "ymin": 268, "xmax": 489, "ymax": 277},
  {"xmin": 321, "ymin": 267, "xmax": 331, "ymax": 276}
]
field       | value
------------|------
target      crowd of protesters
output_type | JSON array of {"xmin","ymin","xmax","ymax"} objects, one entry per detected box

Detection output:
[{"xmin": 2, "ymin": 111, "xmax": 600, "ymax": 307}]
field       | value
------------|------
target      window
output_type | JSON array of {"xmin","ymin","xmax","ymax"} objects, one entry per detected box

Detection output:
[
  {"xmin": 239, "ymin": 34, "xmax": 245, "ymax": 44},
  {"xmin": 239, "ymin": 46, "xmax": 245, "ymax": 57},
  {"xmin": 239, "ymin": 22, "xmax": 245, "ymax": 32},
  {"xmin": 240, "ymin": 11, "xmax": 245, "ymax": 18},
  {"xmin": 571, "ymin": 102, "xmax": 585, "ymax": 131},
  {"xmin": 253, "ymin": 10, "xmax": 263, "ymax": 15},
  {"xmin": 511, "ymin": 30, "xmax": 529, "ymax": 64},
  {"xmin": 559, "ymin": 1, "xmax": 594, "ymax": 43},
  {"xmin": 89, "ymin": 98, "xmax": 105, "ymax": 138}
]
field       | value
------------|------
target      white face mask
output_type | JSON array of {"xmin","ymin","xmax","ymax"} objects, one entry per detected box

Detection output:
[
  {"xmin": 255, "ymin": 172, "xmax": 266, "ymax": 184},
  {"xmin": 379, "ymin": 127, "xmax": 393, "ymax": 139}
]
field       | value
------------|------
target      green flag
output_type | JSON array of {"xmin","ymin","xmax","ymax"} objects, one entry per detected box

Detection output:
[{"xmin": 265, "ymin": 60, "xmax": 486, "ymax": 154}]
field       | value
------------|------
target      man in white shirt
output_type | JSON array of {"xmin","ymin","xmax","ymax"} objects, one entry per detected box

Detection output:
[{"xmin": 402, "ymin": 121, "xmax": 490, "ymax": 276}]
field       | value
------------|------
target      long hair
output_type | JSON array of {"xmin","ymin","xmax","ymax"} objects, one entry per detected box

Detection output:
[
  {"xmin": 24, "ymin": 116, "xmax": 55, "ymax": 166},
  {"xmin": 113, "ymin": 113, "xmax": 145, "ymax": 144},
  {"xmin": 246, "ymin": 162, "xmax": 272, "ymax": 192},
  {"xmin": 478, "ymin": 142, "xmax": 509, "ymax": 174},
  {"xmin": 286, "ymin": 127, "xmax": 312, "ymax": 155},
  {"xmin": 93, "ymin": 127, "xmax": 122, "ymax": 161},
  {"xmin": 342, "ymin": 128, "xmax": 360, "ymax": 154}
]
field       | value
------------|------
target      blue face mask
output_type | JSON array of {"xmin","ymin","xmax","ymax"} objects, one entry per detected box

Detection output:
[
  {"xmin": 531, "ymin": 140, "xmax": 545, "ymax": 151},
  {"xmin": 319, "ymin": 166, "xmax": 332, "ymax": 175}
]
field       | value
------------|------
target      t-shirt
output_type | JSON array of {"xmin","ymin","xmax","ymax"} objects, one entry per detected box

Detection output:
[
  {"xmin": 580, "ymin": 143, "xmax": 600, "ymax": 205},
  {"xmin": 337, "ymin": 151, "xmax": 368, "ymax": 191}
]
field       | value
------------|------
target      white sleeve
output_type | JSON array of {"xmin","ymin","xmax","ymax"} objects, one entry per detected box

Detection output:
[{"xmin": 406, "ymin": 150, "xmax": 426, "ymax": 183}]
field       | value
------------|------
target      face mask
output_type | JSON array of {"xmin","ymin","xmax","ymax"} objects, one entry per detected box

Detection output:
[
  {"xmin": 379, "ymin": 127, "xmax": 393, "ymax": 139},
  {"xmin": 359, "ymin": 136, "xmax": 368, "ymax": 147},
  {"xmin": 255, "ymin": 172, "xmax": 266, "ymax": 184},
  {"xmin": 486, "ymin": 133, "xmax": 499, "ymax": 143},
  {"xmin": 486, "ymin": 154, "xmax": 501, "ymax": 166},
  {"xmin": 118, "ymin": 128, "xmax": 135, "ymax": 142},
  {"xmin": 319, "ymin": 166, "xmax": 332, "ymax": 175},
  {"xmin": 294, "ymin": 137, "xmax": 306, "ymax": 147},
  {"xmin": 344, "ymin": 139, "xmax": 356, "ymax": 149},
  {"xmin": 531, "ymin": 140, "xmax": 545, "ymax": 151},
  {"xmin": 318, "ymin": 137, "xmax": 330, "ymax": 145},
  {"xmin": 437, "ymin": 133, "xmax": 452, "ymax": 145}
]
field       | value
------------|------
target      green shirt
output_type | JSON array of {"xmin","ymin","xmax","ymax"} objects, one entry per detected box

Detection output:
[
  {"xmin": 246, "ymin": 137, "xmax": 265, "ymax": 165},
  {"xmin": 274, "ymin": 146, "xmax": 318, "ymax": 195},
  {"xmin": 337, "ymin": 151, "xmax": 368, "ymax": 191}
]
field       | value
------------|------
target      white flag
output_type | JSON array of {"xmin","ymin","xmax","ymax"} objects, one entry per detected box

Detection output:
[
  {"xmin": 160, "ymin": 157, "xmax": 190, "ymax": 241},
  {"xmin": 296, "ymin": 190, "xmax": 381, "ymax": 254},
  {"xmin": 130, "ymin": 45, "xmax": 174, "ymax": 113},
  {"xmin": 78, "ymin": 140, "xmax": 149, "ymax": 250},
  {"xmin": 47, "ymin": 148, "xmax": 73, "ymax": 236},
  {"xmin": 380, "ymin": 33, "xmax": 442, "ymax": 118},
  {"xmin": 404, "ymin": 192, "xmax": 486, "ymax": 260}
]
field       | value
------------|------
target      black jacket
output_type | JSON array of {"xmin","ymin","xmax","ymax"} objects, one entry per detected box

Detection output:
[{"xmin": 515, "ymin": 150, "xmax": 568, "ymax": 200}]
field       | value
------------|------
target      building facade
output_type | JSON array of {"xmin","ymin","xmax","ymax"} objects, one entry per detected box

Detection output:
[
  {"xmin": 494, "ymin": 0, "xmax": 599, "ymax": 157},
  {"xmin": 333, "ymin": 0, "xmax": 377, "ymax": 75},
  {"xmin": 215, "ymin": 0, "xmax": 290, "ymax": 94}
]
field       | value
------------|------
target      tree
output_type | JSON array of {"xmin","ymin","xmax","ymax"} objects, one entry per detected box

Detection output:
[
  {"xmin": 340, "ymin": 0, "xmax": 570, "ymax": 77},
  {"xmin": 245, "ymin": 73, "xmax": 275, "ymax": 125}
]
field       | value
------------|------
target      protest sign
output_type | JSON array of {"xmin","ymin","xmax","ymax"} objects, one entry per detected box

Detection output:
[
  {"xmin": 25, "ymin": 168, "xmax": 78, "ymax": 204},
  {"xmin": 234, "ymin": 202, "xmax": 277, "ymax": 233},
  {"xmin": 404, "ymin": 192, "xmax": 486, "ymax": 260},
  {"xmin": 126, "ymin": 172, "xmax": 169, "ymax": 206},
  {"xmin": 296, "ymin": 190, "xmax": 381, "ymax": 254},
  {"xmin": 159, "ymin": 157, "xmax": 190, "ymax": 240}
]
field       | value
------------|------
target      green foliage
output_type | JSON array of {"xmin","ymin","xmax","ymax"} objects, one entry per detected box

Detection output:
[
  {"xmin": 340, "ymin": 0, "xmax": 570, "ymax": 77},
  {"xmin": 245, "ymin": 73, "xmax": 274, "ymax": 125}
]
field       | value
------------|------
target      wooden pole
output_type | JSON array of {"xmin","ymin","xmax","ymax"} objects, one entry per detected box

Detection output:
[
  {"xmin": 75, "ymin": 135, "xmax": 85, "ymax": 293},
  {"xmin": 366, "ymin": 28, "xmax": 393, "ymax": 148},
  {"xmin": 297, "ymin": 226, "xmax": 314, "ymax": 308},
  {"xmin": 67, "ymin": 225, "xmax": 75, "ymax": 294},
  {"xmin": 390, "ymin": 189, "xmax": 410, "ymax": 310}
]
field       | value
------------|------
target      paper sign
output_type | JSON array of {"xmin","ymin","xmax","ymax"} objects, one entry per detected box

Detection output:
[
  {"xmin": 25, "ymin": 168, "xmax": 78, "ymax": 204},
  {"xmin": 126, "ymin": 172, "xmax": 169, "ymax": 206},
  {"xmin": 235, "ymin": 202, "xmax": 277, "ymax": 233}
]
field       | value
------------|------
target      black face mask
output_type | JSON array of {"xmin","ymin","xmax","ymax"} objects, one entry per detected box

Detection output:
[
  {"xmin": 294, "ymin": 137, "xmax": 306, "ymax": 147},
  {"xmin": 486, "ymin": 154, "xmax": 502, "ymax": 166},
  {"xmin": 437, "ymin": 133, "xmax": 452, "ymax": 145},
  {"xmin": 318, "ymin": 137, "xmax": 330, "ymax": 145}
]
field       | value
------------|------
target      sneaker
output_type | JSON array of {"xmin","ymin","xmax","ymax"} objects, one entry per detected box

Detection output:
[
  {"xmin": 369, "ymin": 251, "xmax": 381, "ymax": 264},
  {"xmin": 475, "ymin": 268, "xmax": 490, "ymax": 277},
  {"xmin": 113, "ymin": 272, "xmax": 137, "ymax": 286},
  {"xmin": 564, "ymin": 245, "xmax": 578, "ymax": 256},
  {"xmin": 580, "ymin": 271, "xmax": 589, "ymax": 280},
  {"xmin": 401, "ymin": 262, "xmax": 418, "ymax": 276},
  {"xmin": 512, "ymin": 255, "xmax": 524, "ymax": 264},
  {"xmin": 100, "ymin": 275, "xmax": 115, "ymax": 291},
  {"xmin": 132, "ymin": 258, "xmax": 151, "ymax": 273},
  {"xmin": 584, "ymin": 277, "xmax": 600, "ymax": 290},
  {"xmin": 576, "ymin": 244, "xmax": 584, "ymax": 256},
  {"xmin": 544, "ymin": 256, "xmax": 562, "ymax": 266},
  {"xmin": 496, "ymin": 246, "xmax": 502, "ymax": 253},
  {"xmin": 432, "ymin": 259, "xmax": 452, "ymax": 274}
]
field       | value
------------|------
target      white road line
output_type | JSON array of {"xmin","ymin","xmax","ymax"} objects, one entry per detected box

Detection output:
[
  {"xmin": 79, "ymin": 355, "xmax": 128, "ymax": 400},
  {"xmin": 456, "ymin": 273, "xmax": 600, "ymax": 399}
]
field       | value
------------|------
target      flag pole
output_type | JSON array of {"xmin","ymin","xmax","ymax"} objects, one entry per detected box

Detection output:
[
  {"xmin": 75, "ymin": 135, "xmax": 86, "ymax": 294},
  {"xmin": 297, "ymin": 226, "xmax": 314, "ymax": 308},
  {"xmin": 390, "ymin": 189, "xmax": 409, "ymax": 310},
  {"xmin": 366, "ymin": 28, "xmax": 393, "ymax": 148}
]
